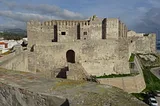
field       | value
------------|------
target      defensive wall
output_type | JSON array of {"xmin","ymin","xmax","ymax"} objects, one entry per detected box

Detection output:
[
  {"xmin": 128, "ymin": 30, "xmax": 156, "ymax": 56},
  {"xmin": 0, "ymin": 51, "xmax": 28, "ymax": 72},
  {"xmin": 0, "ymin": 16, "xmax": 156, "ymax": 93},
  {"xmin": 30, "ymin": 39, "xmax": 129, "ymax": 76},
  {"xmin": 97, "ymin": 54, "xmax": 146, "ymax": 93},
  {"xmin": 27, "ymin": 16, "xmax": 128, "ymax": 47},
  {"xmin": 27, "ymin": 16, "xmax": 129, "ymax": 77},
  {"xmin": 98, "ymin": 74, "xmax": 145, "ymax": 93}
]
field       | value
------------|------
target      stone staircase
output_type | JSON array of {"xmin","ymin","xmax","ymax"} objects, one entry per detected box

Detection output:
[{"xmin": 67, "ymin": 62, "xmax": 90, "ymax": 80}]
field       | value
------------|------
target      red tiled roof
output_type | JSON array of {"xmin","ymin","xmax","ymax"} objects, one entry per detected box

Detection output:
[{"xmin": 0, "ymin": 42, "xmax": 8, "ymax": 48}]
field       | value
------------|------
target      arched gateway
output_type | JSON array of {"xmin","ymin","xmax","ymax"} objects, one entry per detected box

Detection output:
[{"xmin": 66, "ymin": 50, "xmax": 75, "ymax": 63}]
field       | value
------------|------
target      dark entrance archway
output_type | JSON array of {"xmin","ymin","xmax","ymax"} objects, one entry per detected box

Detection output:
[{"xmin": 66, "ymin": 50, "xmax": 75, "ymax": 63}]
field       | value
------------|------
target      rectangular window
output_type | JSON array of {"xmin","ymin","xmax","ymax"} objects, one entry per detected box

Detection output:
[
  {"xmin": 84, "ymin": 32, "xmax": 87, "ymax": 35},
  {"xmin": 77, "ymin": 24, "xmax": 80, "ymax": 39},
  {"xmin": 61, "ymin": 32, "xmax": 66, "ymax": 35}
]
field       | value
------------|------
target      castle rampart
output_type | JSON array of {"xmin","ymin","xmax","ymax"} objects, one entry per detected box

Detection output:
[
  {"xmin": 128, "ymin": 30, "xmax": 156, "ymax": 55},
  {"xmin": 27, "ymin": 15, "xmax": 156, "ymax": 79},
  {"xmin": 27, "ymin": 16, "xmax": 128, "ymax": 46}
]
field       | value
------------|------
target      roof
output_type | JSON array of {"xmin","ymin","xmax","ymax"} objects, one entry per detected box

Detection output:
[{"xmin": 0, "ymin": 42, "xmax": 7, "ymax": 45}]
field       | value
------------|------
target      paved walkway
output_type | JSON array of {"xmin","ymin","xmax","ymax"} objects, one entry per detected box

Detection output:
[
  {"xmin": 150, "ymin": 67, "xmax": 160, "ymax": 79},
  {"xmin": 155, "ymin": 96, "xmax": 160, "ymax": 106},
  {"xmin": 148, "ymin": 67, "xmax": 160, "ymax": 105}
]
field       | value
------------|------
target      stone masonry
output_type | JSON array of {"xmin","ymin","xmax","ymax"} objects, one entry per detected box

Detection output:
[
  {"xmin": 27, "ymin": 15, "xmax": 156, "ymax": 80},
  {"xmin": 128, "ymin": 30, "xmax": 156, "ymax": 56}
]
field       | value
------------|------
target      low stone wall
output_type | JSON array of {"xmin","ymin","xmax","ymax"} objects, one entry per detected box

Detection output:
[
  {"xmin": 98, "ymin": 55, "xmax": 146, "ymax": 93},
  {"xmin": 0, "ymin": 83, "xmax": 68, "ymax": 106},
  {"xmin": 0, "ymin": 53, "xmax": 15, "ymax": 62},
  {"xmin": 0, "ymin": 69, "xmax": 147, "ymax": 106},
  {"xmin": 0, "ymin": 51, "xmax": 28, "ymax": 72},
  {"xmin": 98, "ymin": 74, "xmax": 146, "ymax": 93}
]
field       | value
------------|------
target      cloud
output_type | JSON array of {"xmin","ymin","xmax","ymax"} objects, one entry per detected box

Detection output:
[
  {"xmin": 0, "ymin": 1, "xmax": 85, "ymax": 30},
  {"xmin": 137, "ymin": 7, "xmax": 149, "ymax": 13},
  {"xmin": 0, "ymin": 0, "xmax": 16, "ymax": 9},
  {"xmin": 0, "ymin": 21, "xmax": 25, "ymax": 30},
  {"xmin": 23, "ymin": 4, "xmax": 85, "ymax": 19},
  {"xmin": 0, "ymin": 0, "xmax": 159, "ymax": 36},
  {"xmin": 133, "ymin": 7, "xmax": 160, "ymax": 38},
  {"xmin": 0, "ymin": 11, "xmax": 59, "ymax": 22},
  {"xmin": 0, "ymin": 10, "xmax": 60, "ymax": 30},
  {"xmin": 148, "ymin": 0, "xmax": 160, "ymax": 8},
  {"xmin": 0, "ymin": 1, "xmax": 85, "ymax": 20}
]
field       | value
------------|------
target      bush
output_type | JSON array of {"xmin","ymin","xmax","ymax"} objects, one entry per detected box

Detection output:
[
  {"xmin": 0, "ymin": 32, "xmax": 25, "ymax": 40},
  {"xmin": 96, "ymin": 73, "xmax": 138, "ymax": 78},
  {"xmin": 132, "ymin": 93, "xmax": 147, "ymax": 101},
  {"xmin": 129, "ymin": 53, "xmax": 135, "ymax": 62}
]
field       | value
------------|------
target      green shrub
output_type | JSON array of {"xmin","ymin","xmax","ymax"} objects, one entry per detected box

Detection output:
[
  {"xmin": 96, "ymin": 73, "xmax": 138, "ymax": 78},
  {"xmin": 129, "ymin": 53, "xmax": 135, "ymax": 62},
  {"xmin": 132, "ymin": 93, "xmax": 147, "ymax": 101}
]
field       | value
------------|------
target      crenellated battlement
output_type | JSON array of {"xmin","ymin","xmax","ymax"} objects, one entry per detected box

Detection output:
[
  {"xmin": 27, "ymin": 20, "xmax": 41, "ymax": 26},
  {"xmin": 27, "ymin": 20, "xmax": 92, "ymax": 28},
  {"xmin": 27, "ymin": 15, "xmax": 129, "ymax": 44}
]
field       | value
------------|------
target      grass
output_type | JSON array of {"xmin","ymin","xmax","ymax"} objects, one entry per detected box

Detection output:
[
  {"xmin": 131, "ymin": 65, "xmax": 160, "ymax": 102},
  {"xmin": 132, "ymin": 93, "xmax": 147, "ymax": 101},
  {"xmin": 136, "ymin": 53, "xmax": 160, "ymax": 91},
  {"xmin": 129, "ymin": 53, "xmax": 135, "ymax": 62},
  {"xmin": 131, "ymin": 53, "xmax": 160, "ymax": 102},
  {"xmin": 142, "ymin": 66, "xmax": 160, "ymax": 92},
  {"xmin": 96, "ymin": 73, "xmax": 138, "ymax": 78},
  {"xmin": 52, "ymin": 80, "xmax": 85, "ymax": 90}
]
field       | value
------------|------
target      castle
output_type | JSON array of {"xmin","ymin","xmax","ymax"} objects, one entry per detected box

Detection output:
[{"xmin": 27, "ymin": 15, "xmax": 156, "ymax": 80}]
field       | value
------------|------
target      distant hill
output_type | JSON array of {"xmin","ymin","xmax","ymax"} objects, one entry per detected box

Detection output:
[
  {"xmin": 4, "ymin": 28, "xmax": 26, "ymax": 35},
  {"xmin": 0, "ymin": 28, "xmax": 27, "ymax": 40}
]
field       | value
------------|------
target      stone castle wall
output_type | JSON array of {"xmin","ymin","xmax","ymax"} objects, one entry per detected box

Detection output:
[
  {"xmin": 128, "ymin": 31, "xmax": 156, "ymax": 55},
  {"xmin": 27, "ymin": 17, "xmax": 128, "ymax": 47},
  {"xmin": 30, "ymin": 40, "xmax": 130, "ymax": 76},
  {"xmin": 98, "ymin": 74, "xmax": 146, "ymax": 93},
  {"xmin": 26, "ymin": 16, "xmax": 156, "ymax": 77},
  {"xmin": 0, "ymin": 51, "xmax": 28, "ymax": 72},
  {"xmin": 98, "ymin": 55, "xmax": 146, "ymax": 93}
]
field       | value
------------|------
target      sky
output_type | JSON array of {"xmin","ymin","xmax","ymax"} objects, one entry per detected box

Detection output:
[{"xmin": 0, "ymin": 0, "xmax": 160, "ymax": 36}]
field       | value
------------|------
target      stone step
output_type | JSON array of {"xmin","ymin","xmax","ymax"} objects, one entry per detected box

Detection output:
[{"xmin": 67, "ymin": 63, "xmax": 89, "ymax": 80}]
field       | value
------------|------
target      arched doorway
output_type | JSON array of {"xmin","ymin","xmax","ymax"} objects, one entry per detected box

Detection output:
[{"xmin": 66, "ymin": 50, "xmax": 75, "ymax": 63}]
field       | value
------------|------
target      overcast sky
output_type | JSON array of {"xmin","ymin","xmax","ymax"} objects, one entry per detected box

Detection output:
[{"xmin": 0, "ymin": 0, "xmax": 160, "ymax": 36}]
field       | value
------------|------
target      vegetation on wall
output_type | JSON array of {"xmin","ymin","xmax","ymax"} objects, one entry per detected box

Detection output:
[
  {"xmin": 137, "ymin": 53, "xmax": 160, "ymax": 67},
  {"xmin": 132, "ymin": 93, "xmax": 147, "ymax": 101},
  {"xmin": 143, "ymin": 33, "xmax": 149, "ymax": 36},
  {"xmin": 129, "ymin": 53, "xmax": 135, "ymax": 62},
  {"xmin": 96, "ymin": 73, "xmax": 138, "ymax": 78}
]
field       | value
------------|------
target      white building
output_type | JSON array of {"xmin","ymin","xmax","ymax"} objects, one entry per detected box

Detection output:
[
  {"xmin": 2, "ymin": 40, "xmax": 23, "ymax": 49},
  {"xmin": 0, "ymin": 42, "xmax": 9, "ymax": 54}
]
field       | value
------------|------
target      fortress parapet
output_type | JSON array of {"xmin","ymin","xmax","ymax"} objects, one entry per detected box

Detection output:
[
  {"xmin": 26, "ymin": 15, "xmax": 156, "ymax": 81},
  {"xmin": 27, "ymin": 15, "xmax": 128, "ymax": 46},
  {"xmin": 128, "ymin": 30, "xmax": 156, "ymax": 54}
]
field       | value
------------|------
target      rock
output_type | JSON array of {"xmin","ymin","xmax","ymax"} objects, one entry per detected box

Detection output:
[{"xmin": 0, "ymin": 68, "xmax": 147, "ymax": 106}]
